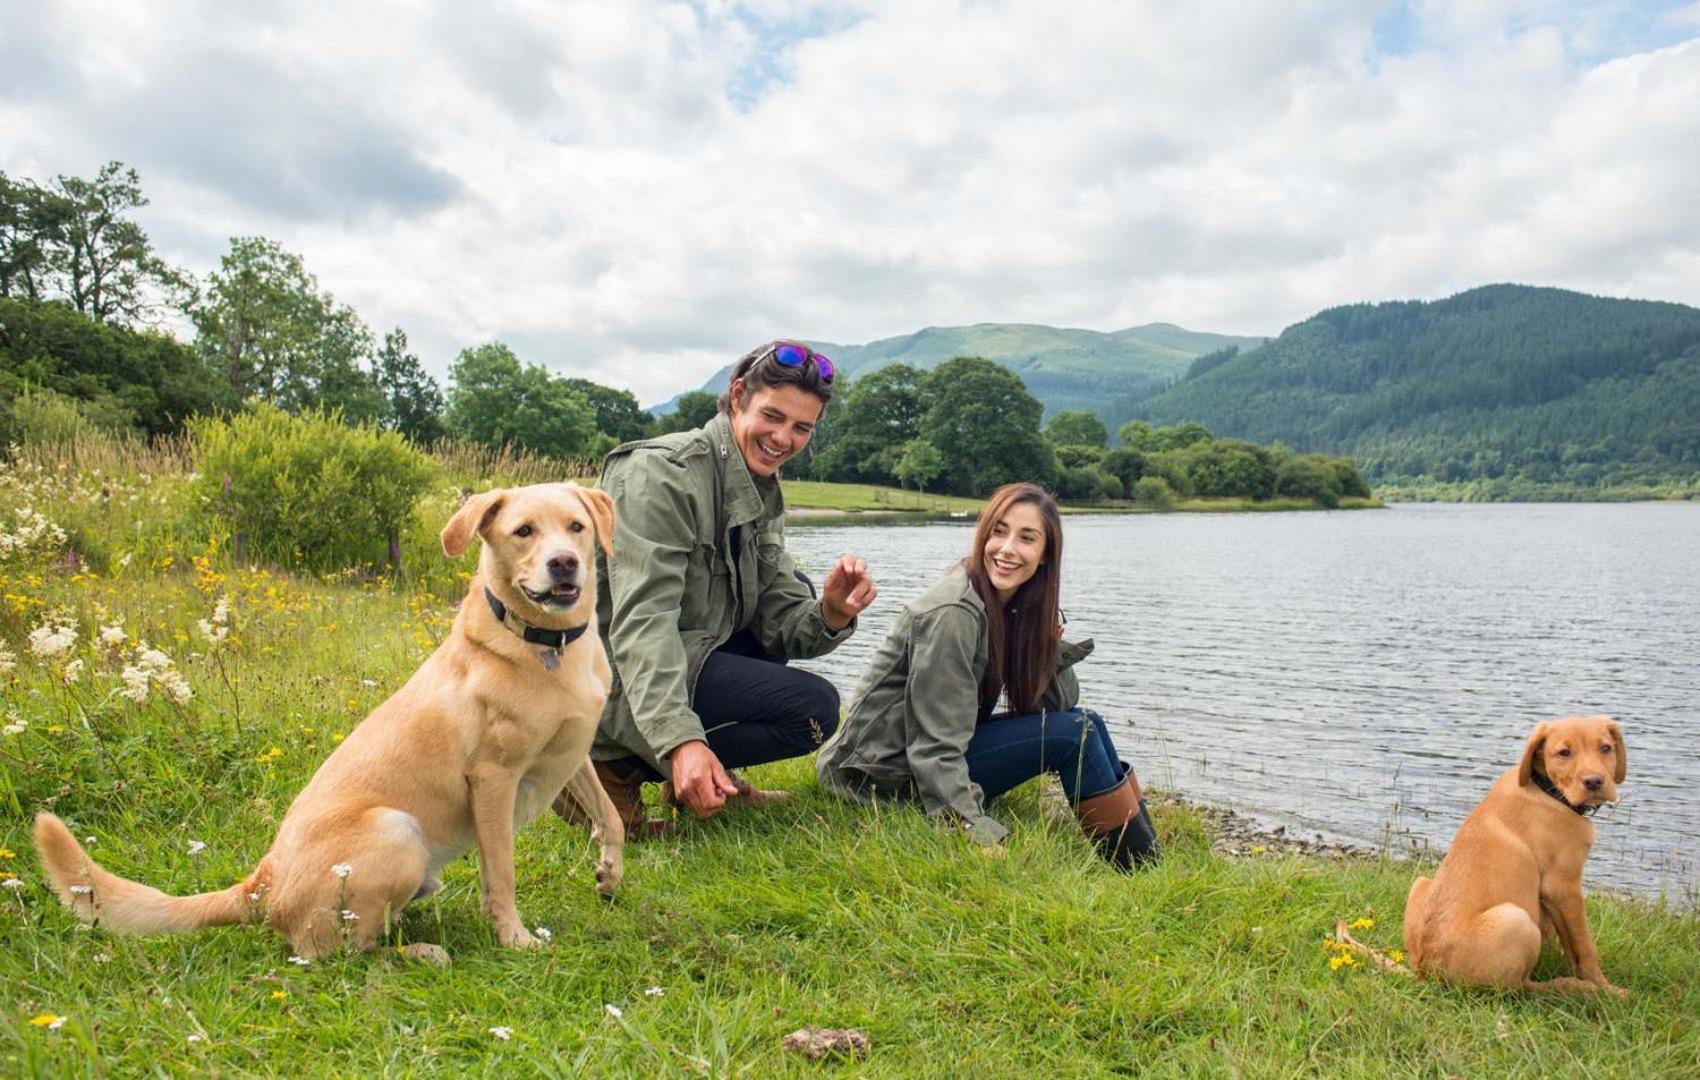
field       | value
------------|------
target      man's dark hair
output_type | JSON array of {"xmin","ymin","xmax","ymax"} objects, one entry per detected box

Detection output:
[{"xmin": 717, "ymin": 341, "xmax": 835, "ymax": 414}]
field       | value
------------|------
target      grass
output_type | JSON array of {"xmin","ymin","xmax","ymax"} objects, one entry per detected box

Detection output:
[{"xmin": 0, "ymin": 439, "xmax": 1693, "ymax": 1076}]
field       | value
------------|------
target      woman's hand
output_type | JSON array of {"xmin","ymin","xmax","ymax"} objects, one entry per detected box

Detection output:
[{"xmin": 821, "ymin": 555, "xmax": 878, "ymax": 631}]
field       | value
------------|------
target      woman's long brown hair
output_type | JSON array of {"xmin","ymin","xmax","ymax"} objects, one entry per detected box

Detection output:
[{"xmin": 963, "ymin": 482, "xmax": 1063, "ymax": 715}]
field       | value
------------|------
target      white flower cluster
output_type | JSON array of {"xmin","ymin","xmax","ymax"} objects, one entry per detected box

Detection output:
[
  {"xmin": 0, "ymin": 507, "xmax": 67, "ymax": 561},
  {"xmin": 0, "ymin": 643, "xmax": 15, "ymax": 678},
  {"xmin": 98, "ymin": 624, "xmax": 126, "ymax": 648},
  {"xmin": 2, "ymin": 707, "xmax": 24, "ymax": 736},
  {"xmin": 27, "ymin": 616, "xmax": 78, "ymax": 660},
  {"xmin": 197, "ymin": 596, "xmax": 231, "ymax": 646},
  {"xmin": 119, "ymin": 644, "xmax": 193, "ymax": 704}
]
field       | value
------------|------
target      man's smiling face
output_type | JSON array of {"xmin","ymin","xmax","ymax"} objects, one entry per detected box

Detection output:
[{"xmin": 728, "ymin": 382, "xmax": 823, "ymax": 478}]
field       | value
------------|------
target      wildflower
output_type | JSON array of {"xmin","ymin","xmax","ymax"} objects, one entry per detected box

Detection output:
[
  {"xmin": 187, "ymin": 1033, "xmax": 205, "ymax": 1045},
  {"xmin": 120, "ymin": 644, "xmax": 193, "ymax": 704},
  {"xmin": 197, "ymin": 596, "xmax": 231, "ymax": 646},
  {"xmin": 270, "ymin": 991, "xmax": 288, "ymax": 1003},
  {"xmin": 2, "ymin": 719, "xmax": 25, "ymax": 736},
  {"xmin": 1349, "ymin": 918, "xmax": 1375, "ymax": 931},
  {"xmin": 360, "ymin": 679, "xmax": 377, "ymax": 688},
  {"xmin": 255, "ymin": 747, "xmax": 284, "ymax": 765},
  {"xmin": 70, "ymin": 884, "xmax": 92, "ymax": 895},
  {"xmin": 28, "ymin": 1014, "xmax": 67, "ymax": 1030},
  {"xmin": 187, "ymin": 840, "xmax": 207, "ymax": 856},
  {"xmin": 1389, "ymin": 949, "xmax": 1405, "ymax": 964},
  {"xmin": 0, "ymin": 643, "xmax": 15, "ymax": 677},
  {"xmin": 61, "ymin": 658, "xmax": 84, "ymax": 683},
  {"xmin": 93, "ymin": 953, "xmax": 110, "ymax": 964},
  {"xmin": 98, "ymin": 625, "xmax": 126, "ymax": 647},
  {"xmin": 331, "ymin": 863, "xmax": 353, "ymax": 879},
  {"xmin": 2, "ymin": 878, "xmax": 23, "ymax": 890},
  {"xmin": 0, "ymin": 848, "xmax": 13, "ymax": 859},
  {"xmin": 340, "ymin": 910, "xmax": 359, "ymax": 922},
  {"xmin": 644, "ymin": 986, "xmax": 665, "ymax": 997},
  {"xmin": 288, "ymin": 956, "xmax": 311, "ymax": 967},
  {"xmin": 490, "ymin": 1026, "xmax": 514, "ymax": 1040},
  {"xmin": 1329, "ymin": 953, "xmax": 1358, "ymax": 971},
  {"xmin": 604, "ymin": 1004, "xmax": 623, "ymax": 1019},
  {"xmin": 533, "ymin": 925, "xmax": 552, "ymax": 942},
  {"xmin": 27, "ymin": 616, "xmax": 77, "ymax": 660},
  {"xmin": 1250, "ymin": 844, "xmax": 1267, "ymax": 854}
]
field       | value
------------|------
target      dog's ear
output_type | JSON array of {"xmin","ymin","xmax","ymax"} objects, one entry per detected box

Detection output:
[
  {"xmin": 576, "ymin": 486, "xmax": 616, "ymax": 558},
  {"xmin": 1517, "ymin": 722, "xmax": 1549, "ymax": 787},
  {"xmin": 441, "ymin": 490, "xmax": 506, "ymax": 558},
  {"xmin": 1605, "ymin": 717, "xmax": 1627, "ymax": 783}
]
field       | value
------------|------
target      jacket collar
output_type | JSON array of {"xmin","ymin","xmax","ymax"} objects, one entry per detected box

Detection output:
[{"xmin": 706, "ymin": 412, "xmax": 784, "ymax": 529}]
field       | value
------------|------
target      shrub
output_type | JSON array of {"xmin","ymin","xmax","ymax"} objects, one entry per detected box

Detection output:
[
  {"xmin": 1275, "ymin": 455, "xmax": 1343, "ymax": 507},
  {"xmin": 1057, "ymin": 465, "xmax": 1100, "ymax": 501},
  {"xmin": 1132, "ymin": 475, "xmax": 1175, "ymax": 508},
  {"xmin": 1093, "ymin": 469, "xmax": 1125, "ymax": 501},
  {"xmin": 190, "ymin": 404, "xmax": 436, "ymax": 571}
]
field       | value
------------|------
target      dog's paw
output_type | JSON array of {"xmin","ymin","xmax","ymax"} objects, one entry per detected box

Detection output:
[
  {"xmin": 595, "ymin": 856, "xmax": 623, "ymax": 898},
  {"xmin": 396, "ymin": 942, "xmax": 452, "ymax": 967},
  {"xmin": 496, "ymin": 924, "xmax": 541, "ymax": 949}
]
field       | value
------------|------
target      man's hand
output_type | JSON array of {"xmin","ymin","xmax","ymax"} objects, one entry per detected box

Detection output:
[
  {"xmin": 821, "ymin": 555, "xmax": 877, "ymax": 631},
  {"xmin": 667, "ymin": 740, "xmax": 739, "ymax": 818}
]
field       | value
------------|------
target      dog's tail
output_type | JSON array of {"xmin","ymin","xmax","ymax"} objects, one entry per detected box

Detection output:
[{"xmin": 34, "ymin": 813, "xmax": 262, "ymax": 935}]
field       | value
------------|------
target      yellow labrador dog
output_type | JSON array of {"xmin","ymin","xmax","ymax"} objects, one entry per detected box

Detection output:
[
  {"xmin": 35, "ymin": 483, "xmax": 625, "ymax": 959},
  {"xmin": 1403, "ymin": 715, "xmax": 1627, "ymax": 995}
]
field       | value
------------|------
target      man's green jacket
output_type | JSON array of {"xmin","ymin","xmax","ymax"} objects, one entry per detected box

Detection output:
[{"xmin": 591, "ymin": 412, "xmax": 853, "ymax": 773}]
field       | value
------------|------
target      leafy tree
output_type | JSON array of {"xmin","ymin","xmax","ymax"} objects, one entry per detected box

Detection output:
[
  {"xmin": 564, "ymin": 377, "xmax": 654, "ymax": 443},
  {"xmin": 1055, "ymin": 444, "xmax": 1106, "ymax": 469},
  {"xmin": 445, "ymin": 342, "xmax": 597, "ymax": 459},
  {"xmin": 0, "ymin": 172, "xmax": 53, "ymax": 300},
  {"xmin": 1057, "ymin": 466, "xmax": 1099, "ymax": 501},
  {"xmin": 375, "ymin": 327, "xmax": 445, "ymax": 445},
  {"xmin": 1093, "ymin": 469, "xmax": 1125, "ymax": 501},
  {"xmin": 194, "ymin": 236, "xmax": 383, "ymax": 421},
  {"xmin": 1132, "ymin": 475, "xmax": 1175, "ymax": 507},
  {"xmin": 920, "ymin": 357, "xmax": 1057, "ymax": 495},
  {"xmin": 1121, "ymin": 419, "xmax": 1213, "ymax": 453},
  {"xmin": 660, "ymin": 391, "xmax": 718, "ymax": 434},
  {"xmin": 1044, "ymin": 409, "xmax": 1108, "ymax": 448},
  {"xmin": 892, "ymin": 437, "xmax": 943, "ymax": 495},
  {"xmin": 811, "ymin": 364, "xmax": 925, "ymax": 483},
  {"xmin": 1182, "ymin": 439, "xmax": 1276, "ymax": 499},
  {"xmin": 1274, "ymin": 454, "xmax": 1343, "ymax": 507},
  {"xmin": 1100, "ymin": 447, "xmax": 1148, "ymax": 492}
]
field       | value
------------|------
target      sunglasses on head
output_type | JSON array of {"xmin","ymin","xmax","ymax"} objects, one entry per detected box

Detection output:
[{"xmin": 766, "ymin": 341, "xmax": 834, "ymax": 383}]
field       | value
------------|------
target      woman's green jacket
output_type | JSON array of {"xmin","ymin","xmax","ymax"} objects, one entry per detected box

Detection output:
[
  {"xmin": 816, "ymin": 564, "xmax": 1094, "ymax": 844},
  {"xmin": 590, "ymin": 412, "xmax": 853, "ymax": 774}
]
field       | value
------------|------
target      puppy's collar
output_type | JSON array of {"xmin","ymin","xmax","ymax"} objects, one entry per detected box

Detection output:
[
  {"xmin": 484, "ymin": 587, "xmax": 588, "ymax": 669},
  {"xmin": 1531, "ymin": 769, "xmax": 1597, "ymax": 817}
]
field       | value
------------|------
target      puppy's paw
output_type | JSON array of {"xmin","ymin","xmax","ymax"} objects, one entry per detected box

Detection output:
[
  {"xmin": 397, "ymin": 942, "xmax": 451, "ymax": 967},
  {"xmin": 496, "ymin": 923, "xmax": 541, "ymax": 949},
  {"xmin": 595, "ymin": 855, "xmax": 623, "ymax": 898}
]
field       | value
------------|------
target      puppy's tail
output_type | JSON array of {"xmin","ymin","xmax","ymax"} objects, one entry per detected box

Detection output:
[{"xmin": 34, "ymin": 813, "xmax": 262, "ymax": 935}]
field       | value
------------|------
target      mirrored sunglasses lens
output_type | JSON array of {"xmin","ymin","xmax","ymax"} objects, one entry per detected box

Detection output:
[
  {"xmin": 814, "ymin": 356, "xmax": 834, "ymax": 381},
  {"xmin": 772, "ymin": 344, "xmax": 808, "ymax": 368}
]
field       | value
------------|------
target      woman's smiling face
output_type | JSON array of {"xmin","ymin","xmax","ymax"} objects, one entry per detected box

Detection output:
[{"xmin": 983, "ymin": 500, "xmax": 1047, "ymax": 602}]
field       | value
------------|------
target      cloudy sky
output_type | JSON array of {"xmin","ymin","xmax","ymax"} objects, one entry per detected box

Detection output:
[{"xmin": 3, "ymin": 0, "xmax": 1698, "ymax": 405}]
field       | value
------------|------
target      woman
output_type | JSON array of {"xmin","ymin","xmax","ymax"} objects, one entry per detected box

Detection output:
[
  {"xmin": 558, "ymin": 341, "xmax": 878, "ymax": 835},
  {"xmin": 817, "ymin": 482, "xmax": 1157, "ymax": 868}
]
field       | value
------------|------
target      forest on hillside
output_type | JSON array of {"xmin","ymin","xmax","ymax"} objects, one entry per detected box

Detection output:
[{"xmin": 1119, "ymin": 285, "xmax": 1700, "ymax": 492}]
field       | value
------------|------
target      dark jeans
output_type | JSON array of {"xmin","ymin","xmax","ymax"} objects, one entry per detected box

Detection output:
[
  {"xmin": 965, "ymin": 707, "xmax": 1127, "ymax": 804},
  {"xmin": 648, "ymin": 627, "xmax": 840, "ymax": 775}
]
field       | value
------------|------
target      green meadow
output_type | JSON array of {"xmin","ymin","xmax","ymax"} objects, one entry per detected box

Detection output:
[{"xmin": 0, "ymin": 436, "xmax": 1693, "ymax": 1077}]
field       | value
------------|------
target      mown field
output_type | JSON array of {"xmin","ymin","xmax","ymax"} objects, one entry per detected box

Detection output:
[{"xmin": 0, "ymin": 437, "xmax": 1693, "ymax": 1076}]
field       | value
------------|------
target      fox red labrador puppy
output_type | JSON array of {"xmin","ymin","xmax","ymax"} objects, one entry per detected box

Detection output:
[{"xmin": 1403, "ymin": 715, "xmax": 1627, "ymax": 996}]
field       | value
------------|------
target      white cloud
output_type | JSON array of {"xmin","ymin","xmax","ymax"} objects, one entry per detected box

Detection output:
[{"xmin": 2, "ymin": 0, "xmax": 1696, "ymax": 405}]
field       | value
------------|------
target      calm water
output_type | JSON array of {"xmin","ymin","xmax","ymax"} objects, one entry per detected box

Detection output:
[{"xmin": 786, "ymin": 503, "xmax": 1700, "ymax": 901}]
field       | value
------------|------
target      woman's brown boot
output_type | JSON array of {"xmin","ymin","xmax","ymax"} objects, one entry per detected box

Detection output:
[{"xmin": 1075, "ymin": 772, "xmax": 1159, "ymax": 871}]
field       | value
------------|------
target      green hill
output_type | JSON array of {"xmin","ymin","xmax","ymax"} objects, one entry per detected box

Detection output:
[
  {"xmin": 654, "ymin": 323, "xmax": 1268, "ymax": 419},
  {"xmin": 1122, "ymin": 285, "xmax": 1700, "ymax": 489}
]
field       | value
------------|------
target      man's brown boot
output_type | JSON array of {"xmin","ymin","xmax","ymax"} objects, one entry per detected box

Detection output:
[{"xmin": 552, "ymin": 758, "xmax": 676, "ymax": 838}]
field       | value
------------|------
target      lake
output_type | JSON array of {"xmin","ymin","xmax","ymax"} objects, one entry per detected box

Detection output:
[{"xmin": 786, "ymin": 502, "xmax": 1699, "ymax": 902}]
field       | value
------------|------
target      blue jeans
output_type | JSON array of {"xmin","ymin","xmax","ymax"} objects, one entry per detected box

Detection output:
[{"xmin": 964, "ymin": 708, "xmax": 1128, "ymax": 804}]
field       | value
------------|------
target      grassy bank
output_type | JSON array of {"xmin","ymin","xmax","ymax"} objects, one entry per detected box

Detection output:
[
  {"xmin": 782, "ymin": 480, "xmax": 1381, "ymax": 524},
  {"xmin": 0, "ymin": 445, "xmax": 1689, "ymax": 1075}
]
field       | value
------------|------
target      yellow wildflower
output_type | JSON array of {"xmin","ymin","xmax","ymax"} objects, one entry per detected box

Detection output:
[
  {"xmin": 1329, "ymin": 953, "xmax": 1357, "ymax": 971},
  {"xmin": 1349, "ymin": 918, "xmax": 1375, "ymax": 931},
  {"xmin": 0, "ymin": 847, "xmax": 14, "ymax": 859},
  {"xmin": 28, "ymin": 1013, "xmax": 67, "ymax": 1029},
  {"xmin": 270, "ymin": 990, "xmax": 288, "ymax": 1003},
  {"xmin": 1389, "ymin": 949, "xmax": 1405, "ymax": 964}
]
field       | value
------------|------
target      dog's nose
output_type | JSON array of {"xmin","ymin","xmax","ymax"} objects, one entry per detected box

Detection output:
[
  {"xmin": 1583, "ymin": 774, "xmax": 1605, "ymax": 791},
  {"xmin": 546, "ymin": 553, "xmax": 579, "ymax": 580}
]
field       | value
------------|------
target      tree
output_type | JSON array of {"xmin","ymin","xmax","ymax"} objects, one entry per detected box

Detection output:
[
  {"xmin": 1044, "ymin": 409, "xmax": 1108, "ymax": 448},
  {"xmin": 1121, "ymin": 419, "xmax": 1213, "ymax": 453},
  {"xmin": 660, "ymin": 391, "xmax": 718, "ymax": 433},
  {"xmin": 892, "ymin": 438, "xmax": 943, "ymax": 496},
  {"xmin": 813, "ymin": 364, "xmax": 926, "ymax": 482},
  {"xmin": 375, "ymin": 328, "xmax": 446, "ymax": 445},
  {"xmin": 194, "ymin": 236, "xmax": 383, "ymax": 421},
  {"xmin": 564, "ymin": 377, "xmax": 654, "ymax": 443},
  {"xmin": 445, "ymin": 342, "xmax": 597, "ymax": 459},
  {"xmin": 0, "ymin": 171, "xmax": 53, "ymax": 300},
  {"xmin": 920, "ymin": 357, "xmax": 1057, "ymax": 495}
]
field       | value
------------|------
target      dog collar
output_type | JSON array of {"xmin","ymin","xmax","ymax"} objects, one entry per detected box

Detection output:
[
  {"xmin": 484, "ymin": 587, "xmax": 589, "ymax": 670},
  {"xmin": 1531, "ymin": 769, "xmax": 1596, "ymax": 817}
]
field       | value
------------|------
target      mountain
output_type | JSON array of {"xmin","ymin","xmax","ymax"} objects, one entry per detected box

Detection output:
[
  {"xmin": 1121, "ymin": 284, "xmax": 1700, "ymax": 486},
  {"xmin": 649, "ymin": 322, "xmax": 1268, "ymax": 418}
]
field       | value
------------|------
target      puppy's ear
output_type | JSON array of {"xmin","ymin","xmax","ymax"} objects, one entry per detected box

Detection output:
[
  {"xmin": 1517, "ymin": 722, "xmax": 1549, "ymax": 787},
  {"xmin": 577, "ymin": 486, "xmax": 616, "ymax": 558},
  {"xmin": 1605, "ymin": 718, "xmax": 1627, "ymax": 783},
  {"xmin": 441, "ymin": 490, "xmax": 506, "ymax": 558}
]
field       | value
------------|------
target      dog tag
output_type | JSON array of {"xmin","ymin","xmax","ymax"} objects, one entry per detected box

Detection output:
[{"xmin": 539, "ymin": 647, "xmax": 561, "ymax": 671}]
